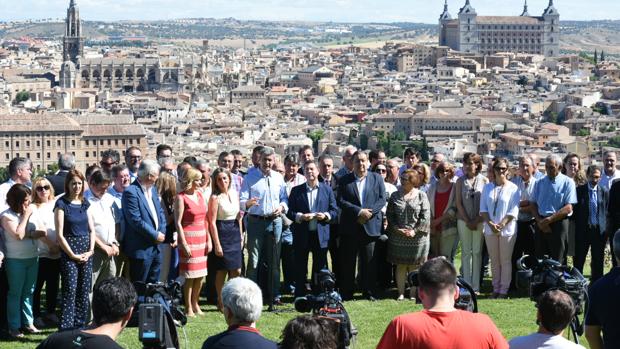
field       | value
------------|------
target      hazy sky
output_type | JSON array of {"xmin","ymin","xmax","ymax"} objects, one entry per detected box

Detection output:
[{"xmin": 2, "ymin": 0, "xmax": 619, "ymax": 23}]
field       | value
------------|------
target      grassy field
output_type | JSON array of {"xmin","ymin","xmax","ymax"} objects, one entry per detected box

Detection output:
[{"xmin": 1, "ymin": 254, "xmax": 602, "ymax": 349}]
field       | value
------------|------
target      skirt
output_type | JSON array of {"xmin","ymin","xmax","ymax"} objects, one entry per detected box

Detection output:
[{"xmin": 211, "ymin": 220, "xmax": 242, "ymax": 271}]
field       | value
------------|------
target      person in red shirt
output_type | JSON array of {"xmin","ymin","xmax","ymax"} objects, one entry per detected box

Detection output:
[{"xmin": 377, "ymin": 257, "xmax": 508, "ymax": 349}]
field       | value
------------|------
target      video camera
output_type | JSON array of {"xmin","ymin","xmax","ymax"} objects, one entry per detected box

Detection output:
[
  {"xmin": 294, "ymin": 269, "xmax": 357, "ymax": 349},
  {"xmin": 407, "ymin": 271, "xmax": 478, "ymax": 313},
  {"xmin": 134, "ymin": 281, "xmax": 187, "ymax": 349},
  {"xmin": 515, "ymin": 255, "xmax": 589, "ymax": 343}
]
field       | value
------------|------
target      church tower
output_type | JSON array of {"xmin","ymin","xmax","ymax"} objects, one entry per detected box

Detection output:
[
  {"xmin": 438, "ymin": 0, "xmax": 452, "ymax": 46},
  {"xmin": 542, "ymin": 0, "xmax": 560, "ymax": 56},
  {"xmin": 63, "ymin": 0, "xmax": 84, "ymax": 64},
  {"xmin": 458, "ymin": 0, "xmax": 478, "ymax": 53}
]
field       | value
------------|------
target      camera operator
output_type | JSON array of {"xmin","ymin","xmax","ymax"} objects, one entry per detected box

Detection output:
[
  {"xmin": 37, "ymin": 277, "xmax": 136, "ymax": 349},
  {"xmin": 279, "ymin": 315, "xmax": 339, "ymax": 349},
  {"xmin": 509, "ymin": 289, "xmax": 584, "ymax": 349},
  {"xmin": 202, "ymin": 278, "xmax": 277, "ymax": 349},
  {"xmin": 377, "ymin": 257, "xmax": 508, "ymax": 349},
  {"xmin": 585, "ymin": 230, "xmax": 620, "ymax": 349}
]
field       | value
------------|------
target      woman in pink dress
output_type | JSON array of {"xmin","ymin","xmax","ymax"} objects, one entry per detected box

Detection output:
[{"xmin": 175, "ymin": 168, "xmax": 211, "ymax": 317}]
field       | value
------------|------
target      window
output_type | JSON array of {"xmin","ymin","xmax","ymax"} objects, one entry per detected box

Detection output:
[
  {"xmin": 107, "ymin": 139, "xmax": 111, "ymax": 146},
  {"xmin": 36, "ymin": 153, "xmax": 40, "ymax": 159},
  {"xmin": 100, "ymin": 140, "xmax": 104, "ymax": 146},
  {"xmin": 5, "ymin": 154, "xmax": 8, "ymax": 160},
  {"xmin": 47, "ymin": 152, "xmax": 50, "ymax": 159},
  {"xmin": 26, "ymin": 140, "xmax": 30, "ymax": 147},
  {"xmin": 57, "ymin": 140, "xmax": 61, "ymax": 146},
  {"xmin": 86, "ymin": 140, "xmax": 89, "ymax": 146},
  {"xmin": 36, "ymin": 140, "xmax": 40, "ymax": 147},
  {"xmin": 4, "ymin": 141, "xmax": 8, "ymax": 147},
  {"xmin": 86, "ymin": 151, "xmax": 89, "ymax": 158},
  {"xmin": 15, "ymin": 141, "xmax": 19, "ymax": 148},
  {"xmin": 26, "ymin": 153, "xmax": 30, "ymax": 158}
]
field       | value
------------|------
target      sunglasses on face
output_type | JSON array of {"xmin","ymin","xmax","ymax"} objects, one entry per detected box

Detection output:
[
  {"xmin": 376, "ymin": 169, "xmax": 387, "ymax": 173},
  {"xmin": 36, "ymin": 185, "xmax": 50, "ymax": 192},
  {"xmin": 494, "ymin": 167, "xmax": 508, "ymax": 173}
]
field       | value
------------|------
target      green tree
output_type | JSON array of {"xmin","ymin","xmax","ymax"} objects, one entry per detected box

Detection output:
[
  {"xmin": 601, "ymin": 50, "xmax": 606, "ymax": 62},
  {"xmin": 15, "ymin": 90, "xmax": 30, "ymax": 103},
  {"xmin": 576, "ymin": 128, "xmax": 590, "ymax": 137},
  {"xmin": 359, "ymin": 134, "xmax": 369, "ymax": 150},
  {"xmin": 594, "ymin": 49, "xmax": 598, "ymax": 64},
  {"xmin": 0, "ymin": 167, "xmax": 7, "ymax": 183},
  {"xmin": 308, "ymin": 129, "xmax": 325, "ymax": 152}
]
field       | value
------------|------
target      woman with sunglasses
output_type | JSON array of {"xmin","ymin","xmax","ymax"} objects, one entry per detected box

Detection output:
[
  {"xmin": 31, "ymin": 178, "xmax": 60, "ymax": 327},
  {"xmin": 427, "ymin": 161, "xmax": 458, "ymax": 261},
  {"xmin": 1, "ymin": 184, "xmax": 46, "ymax": 338},
  {"xmin": 480, "ymin": 158, "xmax": 520, "ymax": 299},
  {"xmin": 455, "ymin": 153, "xmax": 488, "ymax": 293},
  {"xmin": 55, "ymin": 169, "xmax": 96, "ymax": 330},
  {"xmin": 175, "ymin": 168, "xmax": 211, "ymax": 317},
  {"xmin": 386, "ymin": 169, "xmax": 430, "ymax": 300}
]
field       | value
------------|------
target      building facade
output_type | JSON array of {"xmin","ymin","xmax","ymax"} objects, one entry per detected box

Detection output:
[{"xmin": 439, "ymin": 0, "xmax": 560, "ymax": 57}]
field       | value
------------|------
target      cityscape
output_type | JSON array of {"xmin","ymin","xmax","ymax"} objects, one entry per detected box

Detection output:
[{"xmin": 2, "ymin": 0, "xmax": 620, "ymax": 348}]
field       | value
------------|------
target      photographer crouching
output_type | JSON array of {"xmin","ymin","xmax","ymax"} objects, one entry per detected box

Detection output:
[
  {"xmin": 510, "ymin": 289, "xmax": 584, "ymax": 349},
  {"xmin": 377, "ymin": 257, "xmax": 508, "ymax": 349},
  {"xmin": 37, "ymin": 277, "xmax": 136, "ymax": 349}
]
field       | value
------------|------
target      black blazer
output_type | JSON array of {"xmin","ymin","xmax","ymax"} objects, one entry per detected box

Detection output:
[
  {"xmin": 287, "ymin": 182, "xmax": 339, "ymax": 249},
  {"xmin": 574, "ymin": 183, "xmax": 608, "ymax": 234},
  {"xmin": 46, "ymin": 170, "xmax": 69, "ymax": 196},
  {"xmin": 337, "ymin": 172, "xmax": 386, "ymax": 237}
]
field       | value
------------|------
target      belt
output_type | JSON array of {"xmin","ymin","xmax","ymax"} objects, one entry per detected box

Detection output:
[{"xmin": 249, "ymin": 214, "xmax": 279, "ymax": 220}]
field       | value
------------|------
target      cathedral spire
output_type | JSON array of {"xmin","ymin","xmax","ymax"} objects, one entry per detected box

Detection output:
[
  {"xmin": 459, "ymin": 0, "xmax": 476, "ymax": 15},
  {"xmin": 440, "ymin": 0, "xmax": 452, "ymax": 21},
  {"xmin": 521, "ymin": 0, "xmax": 530, "ymax": 16}
]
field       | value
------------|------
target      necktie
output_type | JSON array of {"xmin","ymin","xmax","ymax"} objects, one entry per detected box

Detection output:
[{"xmin": 589, "ymin": 188, "xmax": 598, "ymax": 226}]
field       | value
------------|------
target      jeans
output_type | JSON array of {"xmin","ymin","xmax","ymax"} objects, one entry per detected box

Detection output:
[
  {"xmin": 6, "ymin": 257, "xmax": 38, "ymax": 330},
  {"xmin": 246, "ymin": 216, "xmax": 282, "ymax": 300},
  {"xmin": 458, "ymin": 220, "xmax": 484, "ymax": 291}
]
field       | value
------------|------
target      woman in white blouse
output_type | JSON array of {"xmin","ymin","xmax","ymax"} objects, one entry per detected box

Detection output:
[
  {"xmin": 480, "ymin": 158, "xmax": 521, "ymax": 299},
  {"xmin": 30, "ymin": 177, "xmax": 59, "ymax": 326}
]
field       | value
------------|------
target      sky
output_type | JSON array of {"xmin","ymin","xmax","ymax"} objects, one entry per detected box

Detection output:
[{"xmin": 1, "ymin": 0, "xmax": 620, "ymax": 23}]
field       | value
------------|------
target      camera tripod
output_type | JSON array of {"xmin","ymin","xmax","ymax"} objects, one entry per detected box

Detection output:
[{"xmin": 568, "ymin": 314, "xmax": 584, "ymax": 344}]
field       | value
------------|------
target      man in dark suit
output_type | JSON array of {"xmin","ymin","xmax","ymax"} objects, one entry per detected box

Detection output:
[
  {"xmin": 337, "ymin": 151, "xmax": 386, "ymax": 300},
  {"xmin": 121, "ymin": 159, "xmax": 167, "ymax": 284},
  {"xmin": 607, "ymin": 177, "xmax": 620, "ymax": 268},
  {"xmin": 47, "ymin": 153, "xmax": 75, "ymax": 196},
  {"xmin": 574, "ymin": 165, "xmax": 609, "ymax": 282},
  {"xmin": 288, "ymin": 161, "xmax": 339, "ymax": 298},
  {"xmin": 318, "ymin": 154, "xmax": 340, "ymax": 272}
]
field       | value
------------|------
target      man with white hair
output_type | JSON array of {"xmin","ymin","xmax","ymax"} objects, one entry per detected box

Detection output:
[
  {"xmin": 121, "ymin": 160, "xmax": 167, "ymax": 284},
  {"xmin": 201, "ymin": 278, "xmax": 276, "ymax": 349},
  {"xmin": 530, "ymin": 154, "xmax": 577, "ymax": 263}
]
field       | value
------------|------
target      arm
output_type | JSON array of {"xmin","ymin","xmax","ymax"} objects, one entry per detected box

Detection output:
[
  {"xmin": 546, "ymin": 204, "xmax": 572, "ymax": 224},
  {"xmin": 415, "ymin": 192, "xmax": 431, "ymax": 234},
  {"xmin": 585, "ymin": 326, "xmax": 604, "ymax": 349},
  {"xmin": 278, "ymin": 180, "xmax": 289, "ymax": 214},
  {"xmin": 455, "ymin": 179, "xmax": 468, "ymax": 221},
  {"xmin": 54, "ymin": 208, "xmax": 78, "ymax": 261},
  {"xmin": 1, "ymin": 208, "xmax": 33, "ymax": 241},
  {"xmin": 87, "ymin": 209, "xmax": 96, "ymax": 258},
  {"xmin": 122, "ymin": 188, "xmax": 160, "ymax": 242},
  {"xmin": 239, "ymin": 176, "xmax": 250, "ymax": 212},
  {"xmin": 326, "ymin": 188, "xmax": 339, "ymax": 224},
  {"xmin": 498, "ymin": 187, "xmax": 520, "ymax": 229},
  {"xmin": 174, "ymin": 194, "xmax": 191, "ymax": 257},
  {"xmin": 89, "ymin": 208, "xmax": 113, "ymax": 257},
  {"xmin": 207, "ymin": 195, "xmax": 222, "ymax": 257}
]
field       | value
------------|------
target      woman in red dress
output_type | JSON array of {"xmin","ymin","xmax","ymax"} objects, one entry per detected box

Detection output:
[{"xmin": 175, "ymin": 168, "xmax": 211, "ymax": 317}]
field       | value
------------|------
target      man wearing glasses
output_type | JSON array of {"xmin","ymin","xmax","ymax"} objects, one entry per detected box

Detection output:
[
  {"xmin": 530, "ymin": 154, "xmax": 577, "ymax": 263},
  {"xmin": 124, "ymin": 147, "xmax": 142, "ymax": 183},
  {"xmin": 100, "ymin": 149, "xmax": 120, "ymax": 178}
]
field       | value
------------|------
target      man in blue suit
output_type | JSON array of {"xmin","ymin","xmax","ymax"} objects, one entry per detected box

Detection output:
[
  {"xmin": 288, "ymin": 161, "xmax": 339, "ymax": 298},
  {"xmin": 337, "ymin": 151, "xmax": 386, "ymax": 300},
  {"xmin": 121, "ymin": 159, "xmax": 167, "ymax": 284}
]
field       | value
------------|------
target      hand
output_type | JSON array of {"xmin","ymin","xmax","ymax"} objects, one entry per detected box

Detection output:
[
  {"xmin": 31, "ymin": 230, "xmax": 47, "ymax": 239},
  {"xmin": 487, "ymin": 222, "xmax": 501, "ymax": 235},
  {"xmin": 246, "ymin": 197, "xmax": 259, "ymax": 209},
  {"xmin": 519, "ymin": 200, "xmax": 530, "ymax": 208},
  {"xmin": 432, "ymin": 217, "xmax": 443, "ymax": 228},
  {"xmin": 357, "ymin": 215, "xmax": 368, "ymax": 225},
  {"xmin": 182, "ymin": 243, "xmax": 192, "ymax": 258},
  {"xmin": 102, "ymin": 244, "xmax": 115, "ymax": 257},
  {"xmin": 398, "ymin": 228, "xmax": 409, "ymax": 236},
  {"xmin": 111, "ymin": 244, "xmax": 120, "ymax": 256},
  {"xmin": 215, "ymin": 244, "xmax": 224, "ymax": 257},
  {"xmin": 301, "ymin": 213, "xmax": 315, "ymax": 222},
  {"xmin": 205, "ymin": 238, "xmax": 213, "ymax": 254},
  {"xmin": 359, "ymin": 209, "xmax": 373, "ymax": 220},
  {"xmin": 315, "ymin": 213, "xmax": 327, "ymax": 221},
  {"xmin": 537, "ymin": 218, "xmax": 551, "ymax": 233},
  {"xmin": 170, "ymin": 239, "xmax": 178, "ymax": 248},
  {"xmin": 272, "ymin": 206, "xmax": 283, "ymax": 216},
  {"xmin": 22, "ymin": 203, "xmax": 33, "ymax": 217},
  {"xmin": 156, "ymin": 233, "xmax": 166, "ymax": 243},
  {"xmin": 466, "ymin": 221, "xmax": 478, "ymax": 231}
]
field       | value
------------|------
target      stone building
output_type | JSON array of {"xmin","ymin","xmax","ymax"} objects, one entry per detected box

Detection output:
[
  {"xmin": 439, "ymin": 0, "xmax": 560, "ymax": 57},
  {"xmin": 230, "ymin": 85, "xmax": 266, "ymax": 107}
]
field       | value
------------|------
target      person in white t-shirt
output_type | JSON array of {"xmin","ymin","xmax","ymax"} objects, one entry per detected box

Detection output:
[{"xmin": 509, "ymin": 289, "xmax": 585, "ymax": 349}]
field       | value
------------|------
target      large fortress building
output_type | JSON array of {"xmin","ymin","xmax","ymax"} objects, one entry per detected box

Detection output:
[{"xmin": 438, "ymin": 0, "xmax": 560, "ymax": 57}]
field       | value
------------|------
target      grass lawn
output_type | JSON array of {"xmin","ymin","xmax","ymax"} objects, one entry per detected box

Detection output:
[{"xmin": 1, "ymin": 254, "xmax": 603, "ymax": 348}]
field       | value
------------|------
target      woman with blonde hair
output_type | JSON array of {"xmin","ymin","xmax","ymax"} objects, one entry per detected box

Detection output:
[
  {"xmin": 175, "ymin": 168, "xmax": 211, "ymax": 317},
  {"xmin": 156, "ymin": 171, "xmax": 178, "ymax": 283},
  {"xmin": 30, "ymin": 177, "xmax": 60, "ymax": 327},
  {"xmin": 207, "ymin": 167, "xmax": 242, "ymax": 311},
  {"xmin": 412, "ymin": 163, "xmax": 431, "ymax": 192},
  {"xmin": 427, "ymin": 161, "xmax": 458, "ymax": 262}
]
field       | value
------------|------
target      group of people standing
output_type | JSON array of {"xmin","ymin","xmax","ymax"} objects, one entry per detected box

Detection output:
[{"xmin": 1, "ymin": 141, "xmax": 619, "ymax": 341}]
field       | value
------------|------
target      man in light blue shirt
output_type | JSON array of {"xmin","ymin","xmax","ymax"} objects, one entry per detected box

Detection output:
[
  {"xmin": 239, "ymin": 147, "xmax": 288, "ymax": 304},
  {"xmin": 531, "ymin": 154, "xmax": 577, "ymax": 263}
]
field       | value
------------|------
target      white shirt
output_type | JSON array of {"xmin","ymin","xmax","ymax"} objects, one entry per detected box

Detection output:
[
  {"xmin": 88, "ymin": 193, "xmax": 118, "ymax": 245},
  {"xmin": 355, "ymin": 174, "xmax": 367, "ymax": 207},
  {"xmin": 509, "ymin": 333, "xmax": 585, "ymax": 349},
  {"xmin": 0, "ymin": 179, "xmax": 16, "ymax": 213},
  {"xmin": 140, "ymin": 184, "xmax": 159, "ymax": 230},
  {"xmin": 31, "ymin": 201, "xmax": 59, "ymax": 259},
  {"xmin": 600, "ymin": 169, "xmax": 620, "ymax": 192},
  {"xmin": 1, "ymin": 209, "xmax": 38, "ymax": 259},
  {"xmin": 480, "ymin": 181, "xmax": 520, "ymax": 236}
]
